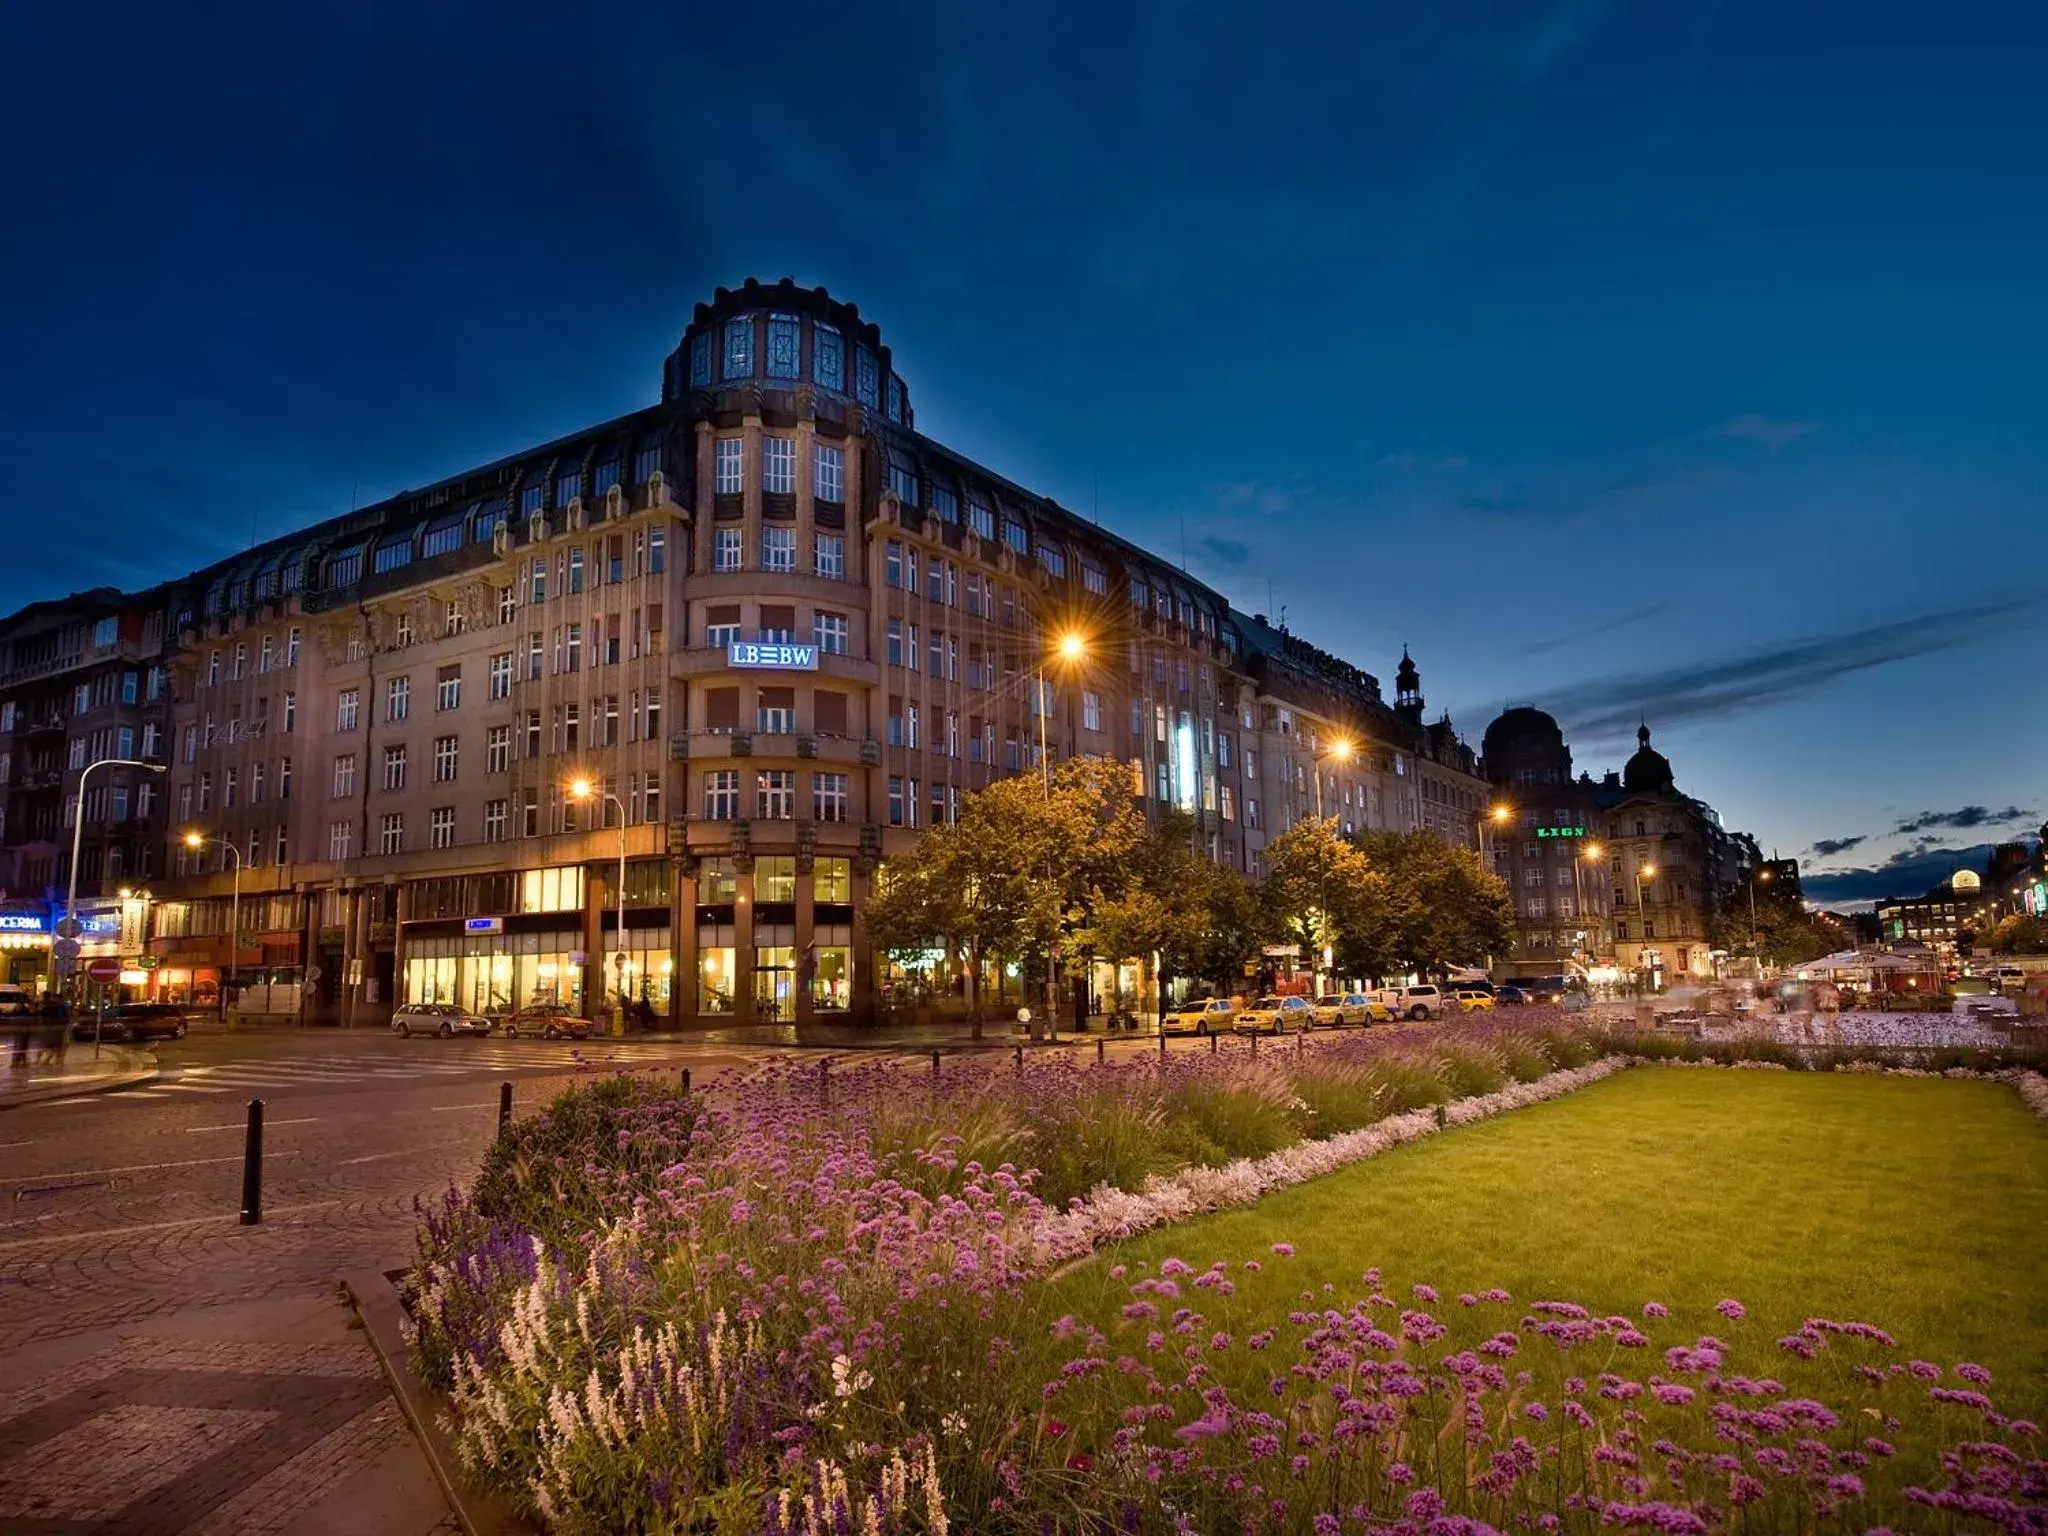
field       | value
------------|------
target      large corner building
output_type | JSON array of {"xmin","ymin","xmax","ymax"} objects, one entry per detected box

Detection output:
[{"xmin": 0, "ymin": 279, "xmax": 1492, "ymax": 1024}]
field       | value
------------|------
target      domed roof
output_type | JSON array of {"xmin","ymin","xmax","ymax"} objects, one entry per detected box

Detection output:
[
  {"xmin": 1622, "ymin": 723, "xmax": 1675, "ymax": 793},
  {"xmin": 1482, "ymin": 706, "xmax": 1564, "ymax": 755}
]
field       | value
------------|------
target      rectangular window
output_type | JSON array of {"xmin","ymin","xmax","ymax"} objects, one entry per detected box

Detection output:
[
  {"xmin": 763, "ymin": 436, "xmax": 796, "ymax": 494},
  {"xmin": 383, "ymin": 744, "xmax": 408, "ymax": 791},
  {"xmin": 757, "ymin": 687, "xmax": 795, "ymax": 734},
  {"xmin": 888, "ymin": 463, "xmax": 918, "ymax": 505},
  {"xmin": 813, "ymin": 611, "xmax": 847, "ymax": 654},
  {"xmin": 1003, "ymin": 519, "xmax": 1029, "ymax": 554},
  {"xmin": 762, "ymin": 525, "xmax": 795, "ymax": 572},
  {"xmin": 887, "ymin": 776, "xmax": 905, "ymax": 828},
  {"xmin": 329, "ymin": 820, "xmax": 352, "ymax": 860},
  {"xmin": 281, "ymin": 692, "xmax": 295, "ymax": 734},
  {"xmin": 715, "ymin": 437, "xmax": 744, "ymax": 494},
  {"xmin": 430, "ymin": 806, "xmax": 455, "ymax": 849},
  {"xmin": 756, "ymin": 769, "xmax": 794, "ymax": 820},
  {"xmin": 812, "ymin": 771, "xmax": 848, "ymax": 822},
  {"xmin": 529, "ymin": 558, "xmax": 548, "ymax": 604},
  {"xmin": 444, "ymin": 600, "xmax": 466, "ymax": 637},
  {"xmin": 231, "ymin": 643, "xmax": 247, "ymax": 680},
  {"xmin": 968, "ymin": 502, "xmax": 995, "ymax": 540},
  {"xmin": 433, "ymin": 735, "xmax": 458, "ymax": 782},
  {"xmin": 486, "ymin": 725, "xmax": 510, "ymax": 773},
  {"xmin": 759, "ymin": 604, "xmax": 796, "ymax": 642},
  {"xmin": 332, "ymin": 754, "xmax": 356, "ymax": 798},
  {"xmin": 714, "ymin": 527, "xmax": 742, "ymax": 571},
  {"xmin": 815, "ymin": 533, "xmax": 845, "ymax": 579},
  {"xmin": 1082, "ymin": 692, "xmax": 1102, "ymax": 732},
  {"xmin": 526, "ymin": 632, "xmax": 544, "ymax": 680},
  {"xmin": 814, "ymin": 443, "xmax": 844, "ymax": 502},
  {"xmin": 489, "ymin": 652, "xmax": 512, "ymax": 700},
  {"xmin": 567, "ymin": 548, "xmax": 586, "ymax": 595},
  {"xmin": 649, "ymin": 526, "xmax": 666, "ymax": 574},
  {"xmin": 380, "ymin": 813, "xmax": 404, "ymax": 855},
  {"xmin": 436, "ymin": 664, "xmax": 461, "ymax": 711},
  {"xmin": 705, "ymin": 604, "xmax": 742, "ymax": 649},
  {"xmin": 704, "ymin": 769, "xmax": 740, "ymax": 820},
  {"xmin": 386, "ymin": 676, "xmax": 409, "ymax": 722},
  {"xmin": 815, "ymin": 689, "xmax": 847, "ymax": 736},
  {"xmin": 1246, "ymin": 797, "xmax": 1261, "ymax": 829},
  {"xmin": 483, "ymin": 799, "xmax": 507, "ymax": 843}
]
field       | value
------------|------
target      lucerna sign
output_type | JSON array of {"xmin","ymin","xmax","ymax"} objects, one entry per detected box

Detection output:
[{"xmin": 727, "ymin": 641, "xmax": 819, "ymax": 670}]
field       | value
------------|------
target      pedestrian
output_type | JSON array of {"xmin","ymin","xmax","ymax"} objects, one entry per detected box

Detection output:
[{"xmin": 634, "ymin": 994, "xmax": 656, "ymax": 1032}]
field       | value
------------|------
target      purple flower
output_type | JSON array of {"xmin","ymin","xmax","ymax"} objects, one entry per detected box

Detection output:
[
  {"xmin": 1955, "ymin": 1362, "xmax": 1992, "ymax": 1384},
  {"xmin": 1271, "ymin": 1242, "xmax": 1295, "ymax": 1257},
  {"xmin": 1413, "ymin": 1283, "xmax": 1440, "ymax": 1302},
  {"xmin": 1715, "ymin": 1298, "xmax": 1746, "ymax": 1321},
  {"xmin": 1642, "ymin": 1302, "xmax": 1669, "ymax": 1319},
  {"xmin": 1174, "ymin": 1411, "xmax": 1229, "ymax": 1440}
]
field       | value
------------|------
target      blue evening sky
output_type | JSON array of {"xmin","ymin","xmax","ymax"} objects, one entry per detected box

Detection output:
[{"xmin": 3, "ymin": 1, "xmax": 2042, "ymax": 905}]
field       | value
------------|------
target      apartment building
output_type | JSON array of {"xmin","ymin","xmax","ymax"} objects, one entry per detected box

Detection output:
[{"xmin": 17, "ymin": 277, "xmax": 1498, "ymax": 1024}]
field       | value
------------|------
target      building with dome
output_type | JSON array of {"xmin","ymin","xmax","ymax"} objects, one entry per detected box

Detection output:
[
  {"xmin": 1477, "ymin": 707, "xmax": 1613, "ymax": 973},
  {"xmin": 1594, "ymin": 723, "xmax": 1739, "ymax": 987},
  {"xmin": 0, "ymin": 277, "xmax": 1491, "ymax": 1023}
]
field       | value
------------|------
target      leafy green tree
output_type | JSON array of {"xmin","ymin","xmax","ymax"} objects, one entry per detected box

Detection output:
[
  {"xmin": 1988, "ymin": 914, "xmax": 2048, "ymax": 954},
  {"xmin": 1713, "ymin": 876, "xmax": 1840, "ymax": 968},
  {"xmin": 1350, "ymin": 829, "xmax": 1514, "ymax": 979},
  {"xmin": 1259, "ymin": 818, "xmax": 1386, "ymax": 984}
]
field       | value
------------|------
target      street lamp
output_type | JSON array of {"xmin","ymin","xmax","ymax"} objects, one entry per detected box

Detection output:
[
  {"xmin": 1036, "ymin": 630, "xmax": 1089, "ymax": 792},
  {"xmin": 1573, "ymin": 841, "xmax": 1604, "ymax": 964},
  {"xmin": 1749, "ymin": 867, "xmax": 1773, "ymax": 959},
  {"xmin": 567, "ymin": 777, "xmax": 628, "ymax": 1033},
  {"xmin": 1311, "ymin": 735, "xmax": 1354, "ymax": 821},
  {"xmin": 183, "ymin": 830, "xmax": 242, "ymax": 1021},
  {"xmin": 64, "ymin": 757, "xmax": 166, "ymax": 1025}
]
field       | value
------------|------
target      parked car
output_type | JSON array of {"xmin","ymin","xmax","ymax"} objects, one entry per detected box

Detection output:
[
  {"xmin": 1375, "ymin": 985, "xmax": 1445, "ymax": 1021},
  {"xmin": 390, "ymin": 1002, "xmax": 494, "ymax": 1039},
  {"xmin": 0, "ymin": 983, "xmax": 32, "ymax": 1018},
  {"xmin": 499, "ymin": 1006, "xmax": 593, "ymax": 1040},
  {"xmin": 1496, "ymin": 985, "xmax": 1530, "ymax": 1006},
  {"xmin": 1313, "ymin": 992, "xmax": 1389, "ymax": 1027},
  {"xmin": 1502, "ymin": 975, "xmax": 1569, "ymax": 1005},
  {"xmin": 1162, "ymin": 997, "xmax": 1237, "ymax": 1035},
  {"xmin": 1452, "ymin": 987, "xmax": 1496, "ymax": 1012},
  {"xmin": 73, "ymin": 1002, "xmax": 188, "ymax": 1042},
  {"xmin": 1234, "ymin": 995, "xmax": 1315, "ymax": 1034}
]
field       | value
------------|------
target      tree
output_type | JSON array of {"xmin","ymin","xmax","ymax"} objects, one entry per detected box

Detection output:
[
  {"xmin": 1078, "ymin": 810, "xmax": 1270, "ymax": 1022},
  {"xmin": 1351, "ymin": 829, "xmax": 1514, "ymax": 980},
  {"xmin": 1988, "ymin": 914, "xmax": 2048, "ymax": 955},
  {"xmin": 862, "ymin": 755, "xmax": 1149, "ymax": 1037},
  {"xmin": 1712, "ymin": 876, "xmax": 1840, "ymax": 969},
  {"xmin": 1259, "ymin": 818, "xmax": 1387, "ymax": 984}
]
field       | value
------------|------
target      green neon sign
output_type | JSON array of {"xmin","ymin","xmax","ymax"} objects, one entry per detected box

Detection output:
[{"xmin": 1536, "ymin": 826, "xmax": 1587, "ymax": 839}]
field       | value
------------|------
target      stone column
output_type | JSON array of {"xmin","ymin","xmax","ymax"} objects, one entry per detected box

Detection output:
[
  {"xmin": 733, "ymin": 868, "xmax": 755, "ymax": 1023},
  {"xmin": 793, "ymin": 866, "xmax": 816, "ymax": 1025}
]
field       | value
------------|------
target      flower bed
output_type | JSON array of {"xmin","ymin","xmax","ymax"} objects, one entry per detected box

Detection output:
[{"xmin": 411, "ymin": 1020, "xmax": 2048, "ymax": 1532}]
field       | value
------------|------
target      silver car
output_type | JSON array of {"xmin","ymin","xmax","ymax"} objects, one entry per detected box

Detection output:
[{"xmin": 391, "ymin": 1002, "xmax": 494, "ymax": 1038}]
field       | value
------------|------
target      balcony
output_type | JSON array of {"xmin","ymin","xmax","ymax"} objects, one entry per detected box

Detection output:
[{"xmin": 683, "ymin": 729, "xmax": 872, "ymax": 766}]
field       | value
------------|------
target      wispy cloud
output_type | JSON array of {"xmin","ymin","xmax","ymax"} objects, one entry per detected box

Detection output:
[
  {"xmin": 1197, "ymin": 535, "xmax": 1250, "ymax": 567},
  {"xmin": 1809, "ymin": 835, "xmax": 1867, "ymax": 857},
  {"xmin": 1523, "ymin": 603, "xmax": 1669, "ymax": 657},
  {"xmin": 1718, "ymin": 414, "xmax": 1819, "ymax": 448},
  {"xmin": 1545, "ymin": 596, "xmax": 2045, "ymax": 748},
  {"xmin": 1895, "ymin": 805, "xmax": 2032, "ymax": 834}
]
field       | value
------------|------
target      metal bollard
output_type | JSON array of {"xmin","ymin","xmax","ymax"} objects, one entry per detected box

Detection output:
[
  {"xmin": 819, "ymin": 1058, "xmax": 831, "ymax": 1105},
  {"xmin": 930, "ymin": 1049, "xmax": 940, "ymax": 1079},
  {"xmin": 1013, "ymin": 1045, "xmax": 1024, "ymax": 1071},
  {"xmin": 1251, "ymin": 1030, "xmax": 1258, "ymax": 1054},
  {"xmin": 1159, "ymin": 1029, "xmax": 1166, "ymax": 1056},
  {"xmin": 1096, "ymin": 1037, "xmax": 1105, "ymax": 1065},
  {"xmin": 681, "ymin": 1066, "xmax": 692, "ymax": 1094},
  {"xmin": 239, "ymin": 1098, "xmax": 264, "ymax": 1226},
  {"xmin": 1210, "ymin": 1031, "xmax": 1218, "ymax": 1054},
  {"xmin": 498, "ymin": 1080, "xmax": 512, "ymax": 1136}
]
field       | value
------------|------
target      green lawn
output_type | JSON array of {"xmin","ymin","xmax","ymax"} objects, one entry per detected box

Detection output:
[{"xmin": 1042, "ymin": 1067, "xmax": 2048, "ymax": 1420}]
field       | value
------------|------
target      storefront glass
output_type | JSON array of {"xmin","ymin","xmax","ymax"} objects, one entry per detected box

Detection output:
[
  {"xmin": 402, "ymin": 930, "xmax": 580, "ymax": 1014},
  {"xmin": 814, "ymin": 857, "xmax": 851, "ymax": 904},
  {"xmin": 756, "ymin": 857, "xmax": 796, "ymax": 902},
  {"xmin": 698, "ymin": 920, "xmax": 735, "ymax": 1015},
  {"xmin": 754, "ymin": 945, "xmax": 795, "ymax": 1019},
  {"xmin": 604, "ymin": 927, "xmax": 674, "ymax": 1011}
]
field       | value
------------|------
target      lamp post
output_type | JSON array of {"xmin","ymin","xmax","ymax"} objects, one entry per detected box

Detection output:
[
  {"xmin": 1749, "ymin": 867, "xmax": 1773, "ymax": 965},
  {"xmin": 65, "ymin": 758, "xmax": 166, "ymax": 1044},
  {"xmin": 182, "ymin": 831, "xmax": 242, "ymax": 1021},
  {"xmin": 568, "ymin": 777, "xmax": 627, "ymax": 1035},
  {"xmin": 1635, "ymin": 861, "xmax": 1657, "ymax": 994},
  {"xmin": 1033, "ymin": 631, "xmax": 1087, "ymax": 1035},
  {"xmin": 1307, "ymin": 736, "xmax": 1354, "ymax": 994},
  {"xmin": 1575, "ymin": 841, "xmax": 1604, "ymax": 968}
]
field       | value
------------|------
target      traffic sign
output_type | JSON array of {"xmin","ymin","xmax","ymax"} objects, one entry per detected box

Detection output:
[
  {"xmin": 55, "ymin": 917, "xmax": 82, "ymax": 939},
  {"xmin": 53, "ymin": 936, "xmax": 82, "ymax": 961},
  {"xmin": 85, "ymin": 957, "xmax": 123, "ymax": 984}
]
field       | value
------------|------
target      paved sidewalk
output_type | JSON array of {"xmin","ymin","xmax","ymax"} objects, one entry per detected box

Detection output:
[
  {"xmin": 0, "ymin": 1289, "xmax": 455, "ymax": 1535},
  {"xmin": 0, "ymin": 1045, "xmax": 156, "ymax": 1110}
]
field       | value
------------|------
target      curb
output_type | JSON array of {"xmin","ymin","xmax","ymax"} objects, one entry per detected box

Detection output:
[
  {"xmin": 343, "ymin": 1269, "xmax": 535, "ymax": 1536},
  {"xmin": 0, "ymin": 1051, "xmax": 158, "ymax": 1111}
]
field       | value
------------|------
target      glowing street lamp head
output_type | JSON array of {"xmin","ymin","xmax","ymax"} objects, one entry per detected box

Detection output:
[
  {"xmin": 1329, "ymin": 738, "xmax": 1353, "ymax": 763},
  {"xmin": 183, "ymin": 831, "xmax": 204, "ymax": 849},
  {"xmin": 1640, "ymin": 863, "xmax": 1658, "ymax": 880},
  {"xmin": 568, "ymin": 777, "xmax": 594, "ymax": 801},
  {"xmin": 1583, "ymin": 842, "xmax": 1604, "ymax": 861},
  {"xmin": 1758, "ymin": 869, "xmax": 1773, "ymax": 883},
  {"xmin": 1490, "ymin": 804, "xmax": 1511, "ymax": 824},
  {"xmin": 1056, "ymin": 631, "xmax": 1086, "ymax": 662}
]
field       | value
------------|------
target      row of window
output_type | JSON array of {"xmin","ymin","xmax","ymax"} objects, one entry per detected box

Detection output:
[
  {"xmin": 688, "ymin": 314, "xmax": 894, "ymax": 423},
  {"xmin": 67, "ymin": 723, "xmax": 166, "ymax": 770},
  {"xmin": 701, "ymin": 769, "xmax": 849, "ymax": 823},
  {"xmin": 702, "ymin": 609, "xmax": 849, "ymax": 655},
  {"xmin": 322, "ymin": 775, "xmax": 665, "ymax": 860},
  {"xmin": 203, "ymin": 630, "xmax": 303, "ymax": 687},
  {"xmin": 712, "ymin": 437, "xmax": 845, "ymax": 502},
  {"xmin": 708, "ymin": 526, "xmax": 847, "ymax": 577},
  {"xmin": 176, "ymin": 758, "xmax": 292, "ymax": 817}
]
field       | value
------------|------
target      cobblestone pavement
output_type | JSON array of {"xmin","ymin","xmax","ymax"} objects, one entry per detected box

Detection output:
[{"xmin": 0, "ymin": 1031, "xmax": 774, "ymax": 1533}]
